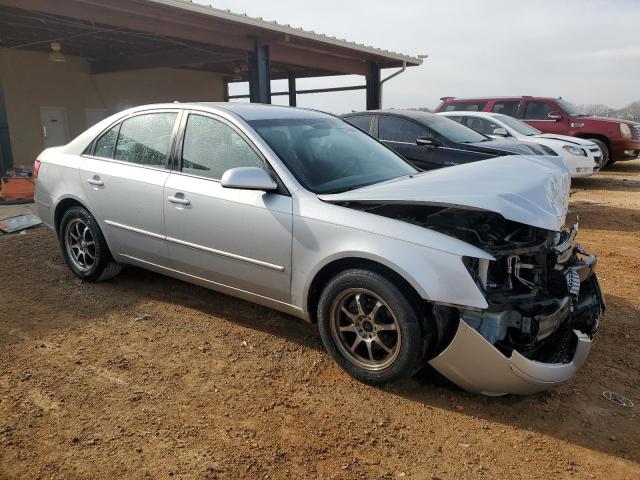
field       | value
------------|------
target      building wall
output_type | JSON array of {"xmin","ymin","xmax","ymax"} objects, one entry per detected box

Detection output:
[{"xmin": 0, "ymin": 48, "xmax": 225, "ymax": 169}]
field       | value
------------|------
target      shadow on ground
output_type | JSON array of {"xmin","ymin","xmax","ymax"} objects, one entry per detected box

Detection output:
[
  {"xmin": 47, "ymin": 264, "xmax": 640, "ymax": 463},
  {"xmin": 2, "ymin": 223, "xmax": 638, "ymax": 469}
]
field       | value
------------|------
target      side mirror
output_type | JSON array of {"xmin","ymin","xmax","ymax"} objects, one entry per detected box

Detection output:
[
  {"xmin": 416, "ymin": 137, "xmax": 437, "ymax": 147},
  {"xmin": 221, "ymin": 167, "xmax": 277, "ymax": 191},
  {"xmin": 492, "ymin": 127, "xmax": 509, "ymax": 137},
  {"xmin": 547, "ymin": 111, "xmax": 562, "ymax": 121}
]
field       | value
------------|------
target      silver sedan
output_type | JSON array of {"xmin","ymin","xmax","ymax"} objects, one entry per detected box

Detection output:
[{"xmin": 34, "ymin": 103, "xmax": 604, "ymax": 395}]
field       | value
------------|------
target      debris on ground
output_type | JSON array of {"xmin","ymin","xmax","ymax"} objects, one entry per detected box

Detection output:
[
  {"xmin": 603, "ymin": 391, "xmax": 634, "ymax": 408},
  {"xmin": 0, "ymin": 214, "xmax": 41, "ymax": 233}
]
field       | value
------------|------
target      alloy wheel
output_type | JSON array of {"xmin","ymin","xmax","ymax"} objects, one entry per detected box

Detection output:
[
  {"xmin": 64, "ymin": 218, "xmax": 96, "ymax": 272},
  {"xmin": 329, "ymin": 288, "xmax": 402, "ymax": 371}
]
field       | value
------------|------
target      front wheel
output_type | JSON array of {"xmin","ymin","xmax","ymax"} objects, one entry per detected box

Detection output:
[
  {"xmin": 587, "ymin": 138, "xmax": 611, "ymax": 167},
  {"xmin": 317, "ymin": 269, "xmax": 428, "ymax": 385},
  {"xmin": 59, "ymin": 206, "xmax": 121, "ymax": 282}
]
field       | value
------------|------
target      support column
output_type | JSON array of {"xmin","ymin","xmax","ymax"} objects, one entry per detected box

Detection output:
[
  {"xmin": 365, "ymin": 62, "xmax": 381, "ymax": 110},
  {"xmin": 247, "ymin": 40, "xmax": 271, "ymax": 104},
  {"xmin": 287, "ymin": 72, "xmax": 297, "ymax": 107},
  {"xmin": 0, "ymin": 82, "xmax": 12, "ymax": 174},
  {"xmin": 222, "ymin": 77, "xmax": 230, "ymax": 102}
]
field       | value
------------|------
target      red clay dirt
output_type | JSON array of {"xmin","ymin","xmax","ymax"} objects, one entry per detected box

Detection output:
[{"xmin": 1, "ymin": 160, "xmax": 639, "ymax": 479}]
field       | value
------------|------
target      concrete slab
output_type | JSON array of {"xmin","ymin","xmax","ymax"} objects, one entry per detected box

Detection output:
[{"xmin": 0, "ymin": 202, "xmax": 38, "ymax": 221}]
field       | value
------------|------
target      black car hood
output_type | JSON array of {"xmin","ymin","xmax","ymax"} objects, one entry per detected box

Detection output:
[{"xmin": 468, "ymin": 139, "xmax": 547, "ymax": 155}]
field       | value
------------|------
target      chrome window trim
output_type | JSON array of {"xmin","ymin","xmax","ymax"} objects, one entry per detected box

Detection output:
[
  {"xmin": 165, "ymin": 236, "xmax": 286, "ymax": 272},
  {"xmin": 382, "ymin": 139, "xmax": 484, "ymax": 155},
  {"xmin": 381, "ymin": 139, "xmax": 417, "ymax": 146},
  {"xmin": 118, "ymin": 254, "xmax": 301, "ymax": 313},
  {"xmin": 104, "ymin": 220, "xmax": 165, "ymax": 240},
  {"xmin": 104, "ymin": 219, "xmax": 285, "ymax": 271},
  {"xmin": 80, "ymin": 154, "xmax": 171, "ymax": 173}
]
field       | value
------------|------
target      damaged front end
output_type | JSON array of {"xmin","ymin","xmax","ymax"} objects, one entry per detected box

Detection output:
[
  {"xmin": 352, "ymin": 203, "xmax": 605, "ymax": 395},
  {"xmin": 428, "ymin": 210, "xmax": 604, "ymax": 395}
]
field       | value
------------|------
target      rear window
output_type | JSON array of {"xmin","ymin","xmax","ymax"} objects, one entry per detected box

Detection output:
[
  {"xmin": 378, "ymin": 116, "xmax": 428, "ymax": 143},
  {"xmin": 93, "ymin": 125, "xmax": 119, "ymax": 158},
  {"xmin": 344, "ymin": 115, "xmax": 373, "ymax": 134},
  {"xmin": 442, "ymin": 102, "xmax": 487, "ymax": 112}
]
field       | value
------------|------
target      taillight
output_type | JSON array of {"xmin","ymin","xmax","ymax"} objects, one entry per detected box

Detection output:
[{"xmin": 33, "ymin": 159, "xmax": 41, "ymax": 178}]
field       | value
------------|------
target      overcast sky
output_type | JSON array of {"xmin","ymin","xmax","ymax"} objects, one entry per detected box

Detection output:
[{"xmin": 197, "ymin": 0, "xmax": 640, "ymax": 114}]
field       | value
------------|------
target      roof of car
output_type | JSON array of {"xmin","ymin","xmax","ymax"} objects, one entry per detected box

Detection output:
[
  {"xmin": 345, "ymin": 109, "xmax": 438, "ymax": 122},
  {"xmin": 197, "ymin": 102, "xmax": 336, "ymax": 121},
  {"xmin": 440, "ymin": 111, "xmax": 501, "ymax": 117},
  {"xmin": 123, "ymin": 102, "xmax": 337, "ymax": 121},
  {"xmin": 440, "ymin": 96, "xmax": 558, "ymax": 102}
]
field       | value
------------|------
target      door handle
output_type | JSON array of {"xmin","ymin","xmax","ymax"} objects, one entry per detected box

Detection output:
[
  {"xmin": 87, "ymin": 178, "xmax": 104, "ymax": 186},
  {"xmin": 168, "ymin": 195, "xmax": 190, "ymax": 205}
]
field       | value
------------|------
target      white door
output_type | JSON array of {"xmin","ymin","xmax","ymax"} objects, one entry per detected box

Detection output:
[
  {"xmin": 85, "ymin": 108, "xmax": 108, "ymax": 128},
  {"xmin": 40, "ymin": 107, "xmax": 69, "ymax": 148}
]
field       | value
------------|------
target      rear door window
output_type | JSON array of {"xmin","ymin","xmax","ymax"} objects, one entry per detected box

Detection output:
[
  {"xmin": 442, "ymin": 102, "xmax": 487, "ymax": 112},
  {"xmin": 491, "ymin": 101, "xmax": 520, "ymax": 117},
  {"xmin": 114, "ymin": 112, "xmax": 178, "ymax": 167},
  {"xmin": 523, "ymin": 101, "xmax": 554, "ymax": 120},
  {"xmin": 378, "ymin": 116, "xmax": 428, "ymax": 143},
  {"xmin": 93, "ymin": 125, "xmax": 119, "ymax": 159},
  {"xmin": 344, "ymin": 115, "xmax": 374, "ymax": 134},
  {"xmin": 463, "ymin": 117, "xmax": 502, "ymax": 136}
]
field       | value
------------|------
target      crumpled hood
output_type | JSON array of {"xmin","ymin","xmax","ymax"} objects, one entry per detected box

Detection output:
[
  {"xmin": 319, "ymin": 156, "xmax": 571, "ymax": 231},
  {"xmin": 468, "ymin": 139, "xmax": 547, "ymax": 155}
]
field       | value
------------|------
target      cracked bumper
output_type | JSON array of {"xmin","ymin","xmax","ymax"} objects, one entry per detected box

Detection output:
[
  {"xmin": 429, "ymin": 321, "xmax": 592, "ymax": 396},
  {"xmin": 429, "ymin": 269, "xmax": 604, "ymax": 396}
]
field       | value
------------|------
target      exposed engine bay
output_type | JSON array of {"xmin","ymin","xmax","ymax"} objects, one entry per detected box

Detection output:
[{"xmin": 341, "ymin": 202, "xmax": 604, "ymax": 365}]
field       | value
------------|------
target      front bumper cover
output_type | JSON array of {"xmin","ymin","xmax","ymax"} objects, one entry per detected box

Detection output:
[
  {"xmin": 429, "ymin": 261, "xmax": 604, "ymax": 396},
  {"xmin": 429, "ymin": 321, "xmax": 592, "ymax": 396}
]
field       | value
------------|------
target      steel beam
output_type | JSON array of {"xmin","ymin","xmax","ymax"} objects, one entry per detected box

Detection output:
[
  {"xmin": 227, "ymin": 84, "xmax": 366, "ymax": 100},
  {"xmin": 247, "ymin": 40, "xmax": 271, "ymax": 104},
  {"xmin": 366, "ymin": 62, "xmax": 381, "ymax": 110},
  {"xmin": 0, "ymin": 82, "xmax": 12, "ymax": 174},
  {"xmin": 90, "ymin": 48, "xmax": 243, "ymax": 74},
  {"xmin": 287, "ymin": 72, "xmax": 296, "ymax": 107}
]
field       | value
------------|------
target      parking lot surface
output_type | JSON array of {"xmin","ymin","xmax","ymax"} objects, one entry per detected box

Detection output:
[{"xmin": 1, "ymin": 160, "xmax": 639, "ymax": 479}]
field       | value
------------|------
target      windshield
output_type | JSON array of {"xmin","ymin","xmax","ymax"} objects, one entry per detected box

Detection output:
[
  {"xmin": 249, "ymin": 116, "xmax": 417, "ymax": 194},
  {"xmin": 424, "ymin": 115, "xmax": 489, "ymax": 143},
  {"xmin": 494, "ymin": 114, "xmax": 541, "ymax": 136},
  {"xmin": 557, "ymin": 99, "xmax": 587, "ymax": 118}
]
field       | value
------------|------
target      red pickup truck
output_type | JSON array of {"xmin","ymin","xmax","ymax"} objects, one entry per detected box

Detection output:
[{"xmin": 435, "ymin": 96, "xmax": 640, "ymax": 165}]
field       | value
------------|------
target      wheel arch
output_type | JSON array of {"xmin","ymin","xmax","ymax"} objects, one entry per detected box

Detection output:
[
  {"xmin": 305, "ymin": 256, "xmax": 426, "ymax": 324},
  {"xmin": 53, "ymin": 196, "xmax": 92, "ymax": 237},
  {"xmin": 575, "ymin": 133, "xmax": 611, "ymax": 154}
]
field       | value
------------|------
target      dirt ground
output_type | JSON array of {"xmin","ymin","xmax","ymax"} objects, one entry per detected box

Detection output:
[{"xmin": 1, "ymin": 160, "xmax": 639, "ymax": 480}]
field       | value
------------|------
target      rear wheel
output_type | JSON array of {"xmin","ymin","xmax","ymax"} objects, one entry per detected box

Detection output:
[
  {"xmin": 587, "ymin": 138, "xmax": 612, "ymax": 167},
  {"xmin": 317, "ymin": 269, "xmax": 428, "ymax": 385},
  {"xmin": 59, "ymin": 206, "xmax": 121, "ymax": 282}
]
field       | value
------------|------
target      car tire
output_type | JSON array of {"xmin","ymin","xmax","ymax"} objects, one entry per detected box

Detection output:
[
  {"xmin": 587, "ymin": 138, "xmax": 612, "ymax": 167},
  {"xmin": 59, "ymin": 206, "xmax": 122, "ymax": 282},
  {"xmin": 317, "ymin": 269, "xmax": 428, "ymax": 385}
]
